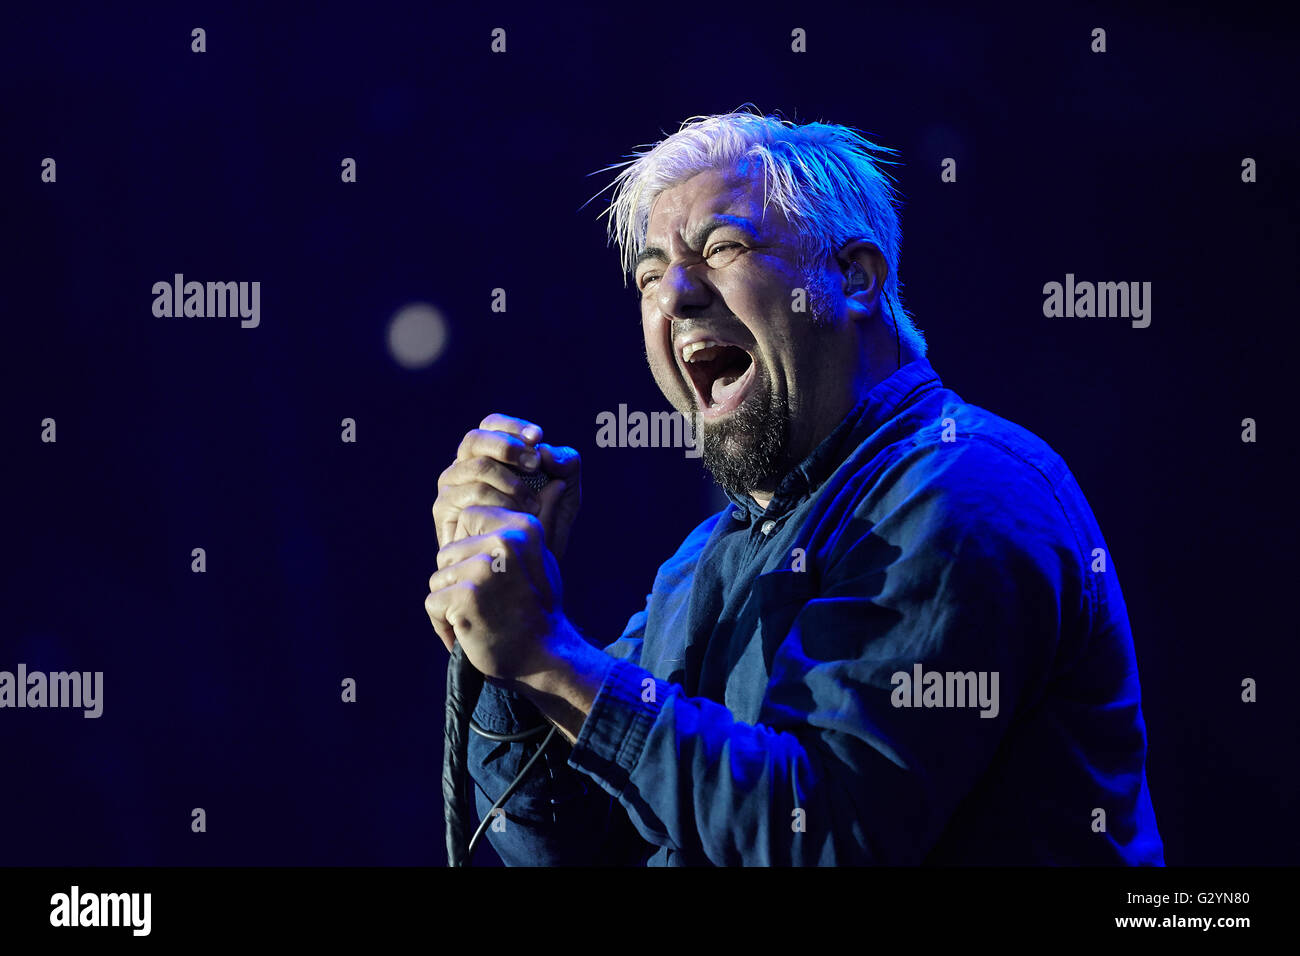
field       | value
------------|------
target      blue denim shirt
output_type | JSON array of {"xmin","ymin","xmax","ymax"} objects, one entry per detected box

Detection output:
[{"xmin": 468, "ymin": 358, "xmax": 1164, "ymax": 865}]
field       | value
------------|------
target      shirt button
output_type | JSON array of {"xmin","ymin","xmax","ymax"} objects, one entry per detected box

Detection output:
[{"xmin": 760, "ymin": 520, "xmax": 777, "ymax": 535}]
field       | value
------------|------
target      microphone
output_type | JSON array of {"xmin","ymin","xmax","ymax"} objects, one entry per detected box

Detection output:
[
  {"xmin": 512, "ymin": 465, "xmax": 552, "ymax": 493},
  {"xmin": 443, "ymin": 460, "xmax": 551, "ymax": 866}
]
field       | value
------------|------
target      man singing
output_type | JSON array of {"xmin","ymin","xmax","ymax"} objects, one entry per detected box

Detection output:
[{"xmin": 425, "ymin": 107, "xmax": 1164, "ymax": 865}]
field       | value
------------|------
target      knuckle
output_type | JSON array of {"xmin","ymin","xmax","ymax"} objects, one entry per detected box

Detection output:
[
  {"xmin": 502, "ymin": 509, "xmax": 531, "ymax": 530},
  {"xmin": 501, "ymin": 526, "xmax": 531, "ymax": 550},
  {"xmin": 478, "ymin": 484, "xmax": 511, "ymax": 507},
  {"xmin": 452, "ymin": 483, "xmax": 483, "ymax": 507},
  {"xmin": 459, "ymin": 430, "xmax": 492, "ymax": 460},
  {"xmin": 455, "ymin": 580, "xmax": 480, "ymax": 607}
]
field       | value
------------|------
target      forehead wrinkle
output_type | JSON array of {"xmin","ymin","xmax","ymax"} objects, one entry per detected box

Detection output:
[{"xmin": 639, "ymin": 184, "xmax": 764, "ymax": 272}]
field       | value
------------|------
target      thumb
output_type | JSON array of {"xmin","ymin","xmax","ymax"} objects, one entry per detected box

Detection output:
[
  {"xmin": 537, "ymin": 479, "xmax": 568, "ymax": 516},
  {"xmin": 538, "ymin": 443, "xmax": 580, "ymax": 480},
  {"xmin": 537, "ymin": 479, "xmax": 570, "ymax": 555}
]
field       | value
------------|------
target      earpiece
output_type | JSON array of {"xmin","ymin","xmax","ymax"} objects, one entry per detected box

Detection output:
[
  {"xmin": 844, "ymin": 259, "xmax": 902, "ymax": 373},
  {"xmin": 845, "ymin": 263, "xmax": 869, "ymax": 294}
]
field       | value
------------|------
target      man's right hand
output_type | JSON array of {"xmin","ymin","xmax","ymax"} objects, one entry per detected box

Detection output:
[{"xmin": 432, "ymin": 413, "xmax": 582, "ymax": 559}]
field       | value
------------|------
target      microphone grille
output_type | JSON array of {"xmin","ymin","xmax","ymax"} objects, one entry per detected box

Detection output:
[{"xmin": 509, "ymin": 465, "xmax": 551, "ymax": 492}]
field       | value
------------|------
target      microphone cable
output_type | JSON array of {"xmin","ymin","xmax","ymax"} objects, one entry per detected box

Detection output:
[{"xmin": 443, "ymin": 464, "xmax": 557, "ymax": 867}]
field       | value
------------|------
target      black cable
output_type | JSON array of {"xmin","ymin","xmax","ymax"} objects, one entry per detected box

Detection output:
[
  {"xmin": 465, "ymin": 726, "xmax": 560, "ymax": 863},
  {"xmin": 443, "ymin": 643, "xmax": 483, "ymax": 867},
  {"xmin": 442, "ymin": 463, "xmax": 556, "ymax": 867},
  {"xmin": 884, "ymin": 293, "xmax": 901, "ymax": 372},
  {"xmin": 849, "ymin": 258, "xmax": 902, "ymax": 372},
  {"xmin": 469, "ymin": 719, "xmax": 550, "ymax": 742},
  {"xmin": 444, "ymin": 647, "xmax": 557, "ymax": 867}
]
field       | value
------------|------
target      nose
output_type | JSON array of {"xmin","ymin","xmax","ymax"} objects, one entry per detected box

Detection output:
[{"xmin": 653, "ymin": 259, "xmax": 713, "ymax": 319}]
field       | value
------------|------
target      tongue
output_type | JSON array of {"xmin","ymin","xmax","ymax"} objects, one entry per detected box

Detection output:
[{"xmin": 710, "ymin": 369, "xmax": 747, "ymax": 406}]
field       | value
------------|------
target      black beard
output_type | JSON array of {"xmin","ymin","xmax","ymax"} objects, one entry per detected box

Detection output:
[{"xmin": 698, "ymin": 373, "xmax": 796, "ymax": 500}]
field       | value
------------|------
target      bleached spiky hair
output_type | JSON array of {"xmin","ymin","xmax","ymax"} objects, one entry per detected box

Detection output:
[{"xmin": 588, "ymin": 104, "xmax": 926, "ymax": 356}]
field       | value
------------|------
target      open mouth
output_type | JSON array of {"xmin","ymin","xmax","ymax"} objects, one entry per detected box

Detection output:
[{"xmin": 680, "ymin": 340, "xmax": 757, "ymax": 420}]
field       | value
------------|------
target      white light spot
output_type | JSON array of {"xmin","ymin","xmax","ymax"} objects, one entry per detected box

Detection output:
[{"xmin": 387, "ymin": 303, "xmax": 448, "ymax": 369}]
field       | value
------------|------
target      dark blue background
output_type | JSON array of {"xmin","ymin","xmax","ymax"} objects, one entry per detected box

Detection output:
[{"xmin": 3, "ymin": 0, "xmax": 1296, "ymax": 865}]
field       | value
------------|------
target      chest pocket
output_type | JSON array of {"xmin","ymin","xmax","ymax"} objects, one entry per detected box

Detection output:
[{"xmin": 723, "ymin": 567, "xmax": 816, "ymax": 723}]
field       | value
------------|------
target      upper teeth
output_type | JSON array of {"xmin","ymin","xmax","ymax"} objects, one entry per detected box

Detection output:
[{"xmin": 682, "ymin": 340, "xmax": 723, "ymax": 363}]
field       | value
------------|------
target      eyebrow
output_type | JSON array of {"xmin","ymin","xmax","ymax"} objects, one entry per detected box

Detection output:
[{"xmin": 634, "ymin": 215, "xmax": 759, "ymax": 273}]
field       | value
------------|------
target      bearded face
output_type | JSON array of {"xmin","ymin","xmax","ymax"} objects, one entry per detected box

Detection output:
[{"xmin": 636, "ymin": 166, "xmax": 880, "ymax": 502}]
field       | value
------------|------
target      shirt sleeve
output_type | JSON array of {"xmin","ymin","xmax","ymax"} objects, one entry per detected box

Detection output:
[
  {"xmin": 466, "ymin": 601, "xmax": 656, "ymax": 866},
  {"xmin": 565, "ymin": 438, "xmax": 1082, "ymax": 865}
]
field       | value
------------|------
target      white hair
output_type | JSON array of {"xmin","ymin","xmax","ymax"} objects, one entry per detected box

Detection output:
[{"xmin": 588, "ymin": 104, "xmax": 926, "ymax": 356}]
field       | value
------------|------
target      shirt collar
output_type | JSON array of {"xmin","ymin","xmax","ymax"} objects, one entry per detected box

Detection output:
[{"xmin": 723, "ymin": 358, "xmax": 944, "ymax": 519}]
